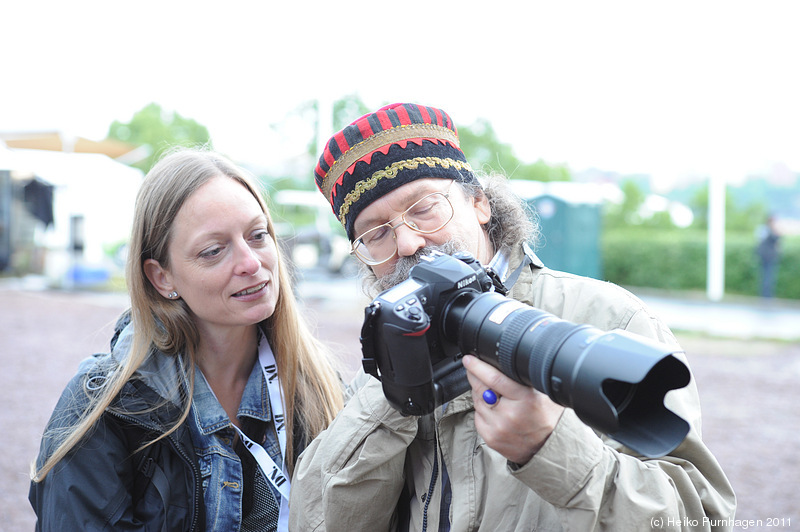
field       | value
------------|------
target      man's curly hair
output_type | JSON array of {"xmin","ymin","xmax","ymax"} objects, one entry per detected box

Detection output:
[{"xmin": 467, "ymin": 171, "xmax": 540, "ymax": 254}]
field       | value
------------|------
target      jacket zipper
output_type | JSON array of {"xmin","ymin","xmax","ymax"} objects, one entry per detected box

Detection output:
[{"xmin": 110, "ymin": 411, "xmax": 203, "ymax": 531}]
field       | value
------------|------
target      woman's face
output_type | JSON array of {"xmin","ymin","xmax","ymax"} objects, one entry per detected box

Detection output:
[{"xmin": 145, "ymin": 176, "xmax": 280, "ymax": 337}]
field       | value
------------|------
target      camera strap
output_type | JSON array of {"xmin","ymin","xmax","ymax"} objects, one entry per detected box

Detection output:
[
  {"xmin": 503, "ymin": 254, "xmax": 531, "ymax": 291},
  {"xmin": 486, "ymin": 250, "xmax": 531, "ymax": 294}
]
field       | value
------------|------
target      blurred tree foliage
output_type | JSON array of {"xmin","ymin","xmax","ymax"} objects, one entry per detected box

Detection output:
[
  {"xmin": 688, "ymin": 182, "xmax": 768, "ymax": 231},
  {"xmin": 604, "ymin": 180, "xmax": 646, "ymax": 229},
  {"xmin": 458, "ymin": 118, "xmax": 571, "ymax": 181},
  {"xmin": 603, "ymin": 229, "xmax": 800, "ymax": 299},
  {"xmin": 107, "ymin": 103, "xmax": 211, "ymax": 172},
  {"xmin": 299, "ymin": 94, "xmax": 372, "ymax": 160},
  {"xmin": 604, "ymin": 179, "xmax": 679, "ymax": 230},
  {"xmin": 333, "ymin": 96, "xmax": 372, "ymax": 131}
]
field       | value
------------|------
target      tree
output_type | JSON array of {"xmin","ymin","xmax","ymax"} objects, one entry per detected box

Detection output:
[
  {"xmin": 300, "ymin": 94, "xmax": 372, "ymax": 159},
  {"xmin": 605, "ymin": 179, "xmax": 646, "ymax": 228},
  {"xmin": 518, "ymin": 159, "xmax": 572, "ymax": 182},
  {"xmin": 689, "ymin": 183, "xmax": 767, "ymax": 231},
  {"xmin": 459, "ymin": 118, "xmax": 570, "ymax": 181},
  {"xmin": 458, "ymin": 118, "xmax": 519, "ymax": 174},
  {"xmin": 332, "ymin": 95, "xmax": 371, "ymax": 131},
  {"xmin": 107, "ymin": 103, "xmax": 211, "ymax": 172}
]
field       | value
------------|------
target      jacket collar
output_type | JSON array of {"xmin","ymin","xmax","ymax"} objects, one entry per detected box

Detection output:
[
  {"xmin": 523, "ymin": 242, "xmax": 545, "ymax": 269},
  {"xmin": 191, "ymin": 359, "xmax": 271, "ymax": 436},
  {"xmin": 111, "ymin": 319, "xmax": 274, "ymax": 435},
  {"xmin": 110, "ymin": 322, "xmax": 185, "ymax": 407}
]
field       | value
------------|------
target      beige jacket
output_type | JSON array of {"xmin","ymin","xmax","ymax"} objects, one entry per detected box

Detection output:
[{"xmin": 289, "ymin": 247, "xmax": 736, "ymax": 531}]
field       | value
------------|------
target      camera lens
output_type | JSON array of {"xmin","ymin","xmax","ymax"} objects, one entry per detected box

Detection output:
[
  {"xmin": 445, "ymin": 292, "xmax": 588, "ymax": 393},
  {"xmin": 442, "ymin": 290, "xmax": 691, "ymax": 458}
]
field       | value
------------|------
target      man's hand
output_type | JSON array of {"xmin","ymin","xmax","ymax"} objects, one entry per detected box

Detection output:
[{"xmin": 462, "ymin": 354, "xmax": 565, "ymax": 465}]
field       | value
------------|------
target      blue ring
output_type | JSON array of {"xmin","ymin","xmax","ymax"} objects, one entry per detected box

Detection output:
[{"xmin": 482, "ymin": 389, "xmax": 498, "ymax": 405}]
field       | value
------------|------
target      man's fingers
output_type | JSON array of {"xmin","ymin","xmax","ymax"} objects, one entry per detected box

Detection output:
[{"xmin": 463, "ymin": 355, "xmax": 518, "ymax": 397}]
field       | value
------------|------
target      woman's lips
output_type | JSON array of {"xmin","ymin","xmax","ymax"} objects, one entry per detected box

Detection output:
[{"xmin": 232, "ymin": 281, "xmax": 267, "ymax": 298}]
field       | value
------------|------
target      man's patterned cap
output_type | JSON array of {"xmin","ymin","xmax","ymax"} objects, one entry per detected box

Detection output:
[{"xmin": 314, "ymin": 102, "xmax": 476, "ymax": 240}]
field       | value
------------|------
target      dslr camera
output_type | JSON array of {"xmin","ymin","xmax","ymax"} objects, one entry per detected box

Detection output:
[{"xmin": 360, "ymin": 251, "xmax": 690, "ymax": 458}]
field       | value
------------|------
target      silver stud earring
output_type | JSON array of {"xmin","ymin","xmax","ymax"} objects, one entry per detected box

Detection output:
[{"xmin": 168, "ymin": 291, "xmax": 179, "ymax": 299}]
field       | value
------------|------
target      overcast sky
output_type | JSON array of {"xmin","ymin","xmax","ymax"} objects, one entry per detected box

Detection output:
[{"xmin": 3, "ymin": 1, "xmax": 799, "ymax": 188}]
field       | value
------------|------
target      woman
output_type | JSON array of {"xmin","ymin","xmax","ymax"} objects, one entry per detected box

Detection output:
[{"xmin": 29, "ymin": 148, "xmax": 344, "ymax": 531}]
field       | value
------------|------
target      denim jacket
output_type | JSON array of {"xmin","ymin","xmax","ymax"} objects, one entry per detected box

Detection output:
[
  {"xmin": 189, "ymin": 357, "xmax": 284, "ymax": 530},
  {"xmin": 110, "ymin": 318, "xmax": 286, "ymax": 529},
  {"xmin": 30, "ymin": 314, "xmax": 286, "ymax": 531}
]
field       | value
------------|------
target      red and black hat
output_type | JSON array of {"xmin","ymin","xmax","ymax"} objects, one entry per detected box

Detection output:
[{"xmin": 314, "ymin": 102, "xmax": 476, "ymax": 240}]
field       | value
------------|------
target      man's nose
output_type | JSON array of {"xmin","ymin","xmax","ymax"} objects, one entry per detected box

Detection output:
[{"xmin": 394, "ymin": 224, "xmax": 427, "ymax": 258}]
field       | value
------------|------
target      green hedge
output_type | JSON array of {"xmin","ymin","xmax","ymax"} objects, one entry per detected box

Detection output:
[{"xmin": 602, "ymin": 229, "xmax": 800, "ymax": 299}]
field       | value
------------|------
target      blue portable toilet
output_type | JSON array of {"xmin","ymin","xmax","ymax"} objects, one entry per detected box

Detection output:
[{"xmin": 509, "ymin": 180, "xmax": 606, "ymax": 279}]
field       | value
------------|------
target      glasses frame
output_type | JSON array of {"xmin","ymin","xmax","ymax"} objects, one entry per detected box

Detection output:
[{"xmin": 350, "ymin": 182, "xmax": 455, "ymax": 266}]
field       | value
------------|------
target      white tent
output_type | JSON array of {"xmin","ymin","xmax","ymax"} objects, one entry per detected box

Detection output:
[{"xmin": 0, "ymin": 145, "xmax": 142, "ymax": 284}]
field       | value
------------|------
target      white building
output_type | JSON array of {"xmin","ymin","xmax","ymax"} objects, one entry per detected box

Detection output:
[{"xmin": 0, "ymin": 141, "xmax": 142, "ymax": 286}]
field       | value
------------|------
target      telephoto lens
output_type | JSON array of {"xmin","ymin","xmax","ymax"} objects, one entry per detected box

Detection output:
[{"xmin": 442, "ymin": 290, "xmax": 691, "ymax": 458}]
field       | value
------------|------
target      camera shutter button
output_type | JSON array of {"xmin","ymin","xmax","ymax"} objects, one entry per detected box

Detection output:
[{"xmin": 407, "ymin": 306, "xmax": 423, "ymax": 321}]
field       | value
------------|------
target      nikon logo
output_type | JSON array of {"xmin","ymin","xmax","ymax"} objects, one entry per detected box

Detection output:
[{"xmin": 457, "ymin": 275, "xmax": 476, "ymax": 289}]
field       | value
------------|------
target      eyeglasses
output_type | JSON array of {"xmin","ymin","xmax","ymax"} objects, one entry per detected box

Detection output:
[{"xmin": 351, "ymin": 182, "xmax": 455, "ymax": 266}]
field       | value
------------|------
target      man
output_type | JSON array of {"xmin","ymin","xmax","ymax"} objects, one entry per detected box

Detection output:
[
  {"xmin": 289, "ymin": 103, "xmax": 736, "ymax": 530},
  {"xmin": 756, "ymin": 214, "xmax": 781, "ymax": 298}
]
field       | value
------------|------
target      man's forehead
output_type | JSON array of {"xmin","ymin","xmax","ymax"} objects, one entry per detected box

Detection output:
[{"xmin": 353, "ymin": 179, "xmax": 448, "ymax": 233}]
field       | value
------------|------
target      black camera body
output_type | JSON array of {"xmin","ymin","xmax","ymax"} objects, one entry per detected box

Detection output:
[
  {"xmin": 361, "ymin": 251, "xmax": 490, "ymax": 417},
  {"xmin": 360, "ymin": 251, "xmax": 691, "ymax": 458}
]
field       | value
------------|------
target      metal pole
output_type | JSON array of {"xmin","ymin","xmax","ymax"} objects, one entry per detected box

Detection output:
[
  {"xmin": 316, "ymin": 96, "xmax": 334, "ymax": 160},
  {"xmin": 707, "ymin": 173, "xmax": 726, "ymax": 301}
]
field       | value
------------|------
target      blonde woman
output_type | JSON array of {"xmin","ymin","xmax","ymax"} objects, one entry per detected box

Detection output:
[{"xmin": 29, "ymin": 148, "xmax": 344, "ymax": 531}]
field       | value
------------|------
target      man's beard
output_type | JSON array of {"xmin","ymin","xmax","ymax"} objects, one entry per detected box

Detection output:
[{"xmin": 362, "ymin": 240, "xmax": 469, "ymax": 299}]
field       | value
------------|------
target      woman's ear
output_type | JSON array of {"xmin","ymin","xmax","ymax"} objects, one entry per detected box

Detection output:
[{"xmin": 143, "ymin": 259, "xmax": 174, "ymax": 298}]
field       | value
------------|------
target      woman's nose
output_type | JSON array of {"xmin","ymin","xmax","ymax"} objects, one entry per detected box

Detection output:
[{"xmin": 234, "ymin": 241, "xmax": 261, "ymax": 275}]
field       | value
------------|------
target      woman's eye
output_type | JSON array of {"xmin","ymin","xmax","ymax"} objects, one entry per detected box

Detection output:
[
  {"xmin": 200, "ymin": 246, "xmax": 223, "ymax": 259},
  {"xmin": 251, "ymin": 230, "xmax": 270, "ymax": 245}
]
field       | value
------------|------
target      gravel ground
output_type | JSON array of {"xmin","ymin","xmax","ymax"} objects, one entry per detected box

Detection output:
[{"xmin": 1, "ymin": 287, "xmax": 798, "ymax": 532}]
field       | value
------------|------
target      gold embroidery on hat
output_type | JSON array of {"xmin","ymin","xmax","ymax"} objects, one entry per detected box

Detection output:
[
  {"xmin": 322, "ymin": 124, "xmax": 460, "ymax": 200},
  {"xmin": 337, "ymin": 156, "xmax": 472, "ymax": 226}
]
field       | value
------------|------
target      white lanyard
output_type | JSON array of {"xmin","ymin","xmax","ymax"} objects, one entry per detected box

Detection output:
[{"xmin": 201, "ymin": 336, "xmax": 291, "ymax": 530}]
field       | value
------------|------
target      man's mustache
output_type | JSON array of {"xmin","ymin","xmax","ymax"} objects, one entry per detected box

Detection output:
[{"xmin": 366, "ymin": 241, "xmax": 467, "ymax": 297}]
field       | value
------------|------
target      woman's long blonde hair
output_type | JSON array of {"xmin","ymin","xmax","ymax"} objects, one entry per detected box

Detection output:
[{"xmin": 33, "ymin": 148, "xmax": 343, "ymax": 481}]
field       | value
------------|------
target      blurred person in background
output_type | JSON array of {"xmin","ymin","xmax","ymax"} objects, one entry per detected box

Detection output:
[
  {"xmin": 756, "ymin": 214, "xmax": 781, "ymax": 298},
  {"xmin": 289, "ymin": 103, "xmax": 736, "ymax": 531},
  {"xmin": 29, "ymin": 148, "xmax": 344, "ymax": 531}
]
